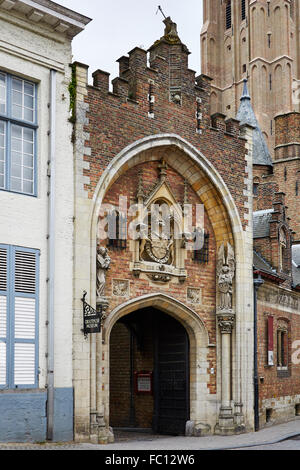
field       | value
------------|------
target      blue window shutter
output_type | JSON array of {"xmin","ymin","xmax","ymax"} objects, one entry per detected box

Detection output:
[
  {"xmin": 0, "ymin": 245, "xmax": 39, "ymax": 389},
  {"xmin": 12, "ymin": 247, "xmax": 39, "ymax": 388},
  {"xmin": 0, "ymin": 246, "xmax": 8, "ymax": 387}
]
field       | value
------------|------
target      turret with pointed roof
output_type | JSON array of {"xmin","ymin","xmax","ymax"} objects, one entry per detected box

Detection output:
[{"xmin": 236, "ymin": 80, "xmax": 273, "ymax": 167}]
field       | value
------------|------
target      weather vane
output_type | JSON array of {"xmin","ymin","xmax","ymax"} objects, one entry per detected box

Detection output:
[{"xmin": 156, "ymin": 5, "xmax": 167, "ymax": 19}]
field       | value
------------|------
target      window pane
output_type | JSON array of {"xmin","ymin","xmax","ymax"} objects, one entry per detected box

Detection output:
[
  {"xmin": 24, "ymin": 108, "xmax": 34, "ymax": 122},
  {"xmin": 12, "ymin": 104, "xmax": 22, "ymax": 120},
  {"xmin": 23, "ymin": 128, "xmax": 33, "ymax": 142},
  {"xmin": 10, "ymin": 177, "xmax": 22, "ymax": 192},
  {"xmin": 11, "ymin": 77, "xmax": 35, "ymax": 122},
  {"xmin": 11, "ymin": 136, "xmax": 22, "ymax": 152},
  {"xmin": 24, "ymin": 95, "xmax": 33, "ymax": 109},
  {"xmin": 24, "ymin": 141, "xmax": 33, "ymax": 154},
  {"xmin": 0, "ymin": 120, "xmax": 5, "ymax": 189},
  {"xmin": 0, "ymin": 87, "xmax": 5, "ymax": 102},
  {"xmin": 24, "ymin": 82, "xmax": 34, "ymax": 96},
  {"xmin": 23, "ymin": 180, "xmax": 33, "ymax": 194},
  {"xmin": 10, "ymin": 125, "xmax": 34, "ymax": 194},
  {"xmin": 12, "ymin": 78, "xmax": 22, "ymax": 92},
  {"xmin": 11, "ymin": 164, "xmax": 21, "ymax": 178},
  {"xmin": 23, "ymin": 154, "xmax": 33, "ymax": 168},
  {"xmin": 12, "ymin": 91, "xmax": 22, "ymax": 106},
  {"xmin": 11, "ymin": 152, "xmax": 22, "ymax": 165},
  {"xmin": 23, "ymin": 167, "xmax": 33, "ymax": 180},
  {"xmin": 11, "ymin": 125, "xmax": 22, "ymax": 139},
  {"xmin": 0, "ymin": 72, "xmax": 6, "ymax": 114}
]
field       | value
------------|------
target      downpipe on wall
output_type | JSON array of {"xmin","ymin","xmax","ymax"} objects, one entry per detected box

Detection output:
[
  {"xmin": 46, "ymin": 69, "xmax": 56, "ymax": 441},
  {"xmin": 253, "ymin": 273, "xmax": 264, "ymax": 432}
]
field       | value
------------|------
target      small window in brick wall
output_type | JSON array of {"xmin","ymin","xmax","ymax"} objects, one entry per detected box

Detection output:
[
  {"xmin": 107, "ymin": 211, "xmax": 127, "ymax": 250},
  {"xmin": 277, "ymin": 328, "xmax": 288, "ymax": 368},
  {"xmin": 193, "ymin": 232, "xmax": 209, "ymax": 263}
]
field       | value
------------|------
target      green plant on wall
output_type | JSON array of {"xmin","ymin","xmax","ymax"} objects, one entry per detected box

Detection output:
[{"xmin": 68, "ymin": 64, "xmax": 77, "ymax": 124}]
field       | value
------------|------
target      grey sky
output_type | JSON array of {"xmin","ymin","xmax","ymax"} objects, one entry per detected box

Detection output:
[{"xmin": 57, "ymin": 0, "xmax": 203, "ymax": 83}]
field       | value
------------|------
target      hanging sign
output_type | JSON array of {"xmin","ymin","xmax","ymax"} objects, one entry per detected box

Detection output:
[{"xmin": 81, "ymin": 292, "xmax": 102, "ymax": 336}]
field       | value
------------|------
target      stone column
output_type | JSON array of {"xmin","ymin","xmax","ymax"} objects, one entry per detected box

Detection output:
[
  {"xmin": 215, "ymin": 312, "xmax": 235, "ymax": 434},
  {"xmin": 215, "ymin": 242, "xmax": 236, "ymax": 435}
]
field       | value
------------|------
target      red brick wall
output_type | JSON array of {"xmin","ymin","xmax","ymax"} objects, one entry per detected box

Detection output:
[
  {"xmin": 257, "ymin": 292, "xmax": 300, "ymax": 410},
  {"xmin": 77, "ymin": 35, "xmax": 249, "ymax": 231},
  {"xmin": 110, "ymin": 322, "xmax": 131, "ymax": 427},
  {"xmin": 104, "ymin": 161, "xmax": 217, "ymax": 396}
]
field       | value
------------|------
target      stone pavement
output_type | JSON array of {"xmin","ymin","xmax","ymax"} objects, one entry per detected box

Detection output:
[{"xmin": 0, "ymin": 417, "xmax": 299, "ymax": 450}]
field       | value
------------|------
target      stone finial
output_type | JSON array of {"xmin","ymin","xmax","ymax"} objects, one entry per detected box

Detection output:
[
  {"xmin": 158, "ymin": 158, "xmax": 168, "ymax": 183},
  {"xmin": 163, "ymin": 17, "xmax": 180, "ymax": 44}
]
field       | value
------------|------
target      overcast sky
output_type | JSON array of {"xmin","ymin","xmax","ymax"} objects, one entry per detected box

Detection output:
[{"xmin": 57, "ymin": 0, "xmax": 203, "ymax": 83}]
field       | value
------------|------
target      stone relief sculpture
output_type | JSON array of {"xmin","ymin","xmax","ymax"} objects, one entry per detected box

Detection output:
[
  {"xmin": 216, "ymin": 242, "xmax": 235, "ymax": 312},
  {"xmin": 140, "ymin": 204, "xmax": 174, "ymax": 265},
  {"xmin": 96, "ymin": 246, "xmax": 111, "ymax": 300}
]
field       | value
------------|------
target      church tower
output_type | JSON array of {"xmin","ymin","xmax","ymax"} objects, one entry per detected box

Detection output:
[{"xmin": 201, "ymin": 0, "xmax": 300, "ymax": 155}]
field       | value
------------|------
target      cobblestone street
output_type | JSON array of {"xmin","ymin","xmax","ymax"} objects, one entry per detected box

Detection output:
[{"xmin": 0, "ymin": 419, "xmax": 299, "ymax": 451}]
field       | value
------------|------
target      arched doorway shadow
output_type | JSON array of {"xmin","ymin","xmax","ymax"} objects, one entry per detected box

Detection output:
[
  {"xmin": 104, "ymin": 293, "xmax": 210, "ymax": 436},
  {"xmin": 109, "ymin": 307, "xmax": 190, "ymax": 435}
]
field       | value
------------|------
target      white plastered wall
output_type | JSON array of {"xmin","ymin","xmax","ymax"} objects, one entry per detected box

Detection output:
[{"xmin": 0, "ymin": 10, "xmax": 74, "ymax": 390}]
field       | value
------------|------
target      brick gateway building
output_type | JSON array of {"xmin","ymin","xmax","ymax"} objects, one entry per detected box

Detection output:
[{"xmin": 71, "ymin": 18, "xmax": 300, "ymax": 443}]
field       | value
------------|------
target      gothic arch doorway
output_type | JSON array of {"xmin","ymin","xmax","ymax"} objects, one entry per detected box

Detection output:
[{"xmin": 109, "ymin": 307, "xmax": 190, "ymax": 435}]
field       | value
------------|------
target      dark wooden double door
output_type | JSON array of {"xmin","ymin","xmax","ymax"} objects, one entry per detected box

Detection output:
[{"xmin": 153, "ymin": 312, "xmax": 190, "ymax": 436}]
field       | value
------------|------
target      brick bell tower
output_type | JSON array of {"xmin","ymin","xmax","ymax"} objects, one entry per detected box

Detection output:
[{"xmin": 201, "ymin": 0, "xmax": 300, "ymax": 156}]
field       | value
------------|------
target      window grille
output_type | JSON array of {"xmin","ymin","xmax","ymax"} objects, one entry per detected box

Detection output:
[
  {"xmin": 193, "ymin": 232, "xmax": 209, "ymax": 263},
  {"xmin": 107, "ymin": 211, "xmax": 127, "ymax": 250}
]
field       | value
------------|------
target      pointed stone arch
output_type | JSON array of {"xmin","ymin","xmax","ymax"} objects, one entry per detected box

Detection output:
[
  {"xmin": 104, "ymin": 293, "xmax": 211, "ymax": 432},
  {"xmin": 73, "ymin": 133, "xmax": 254, "ymax": 441}
]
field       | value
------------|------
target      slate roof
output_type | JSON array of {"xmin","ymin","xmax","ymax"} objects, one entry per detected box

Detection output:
[
  {"xmin": 253, "ymin": 209, "xmax": 274, "ymax": 238},
  {"xmin": 236, "ymin": 80, "xmax": 273, "ymax": 167},
  {"xmin": 253, "ymin": 213, "xmax": 300, "ymax": 287},
  {"xmin": 253, "ymin": 251, "xmax": 276, "ymax": 276}
]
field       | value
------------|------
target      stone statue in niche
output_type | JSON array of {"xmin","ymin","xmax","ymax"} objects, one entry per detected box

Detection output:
[
  {"xmin": 96, "ymin": 246, "xmax": 111, "ymax": 300},
  {"xmin": 216, "ymin": 243, "xmax": 235, "ymax": 312}
]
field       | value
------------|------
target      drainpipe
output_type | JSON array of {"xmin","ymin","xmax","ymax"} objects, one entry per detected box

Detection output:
[
  {"xmin": 46, "ymin": 69, "xmax": 56, "ymax": 441},
  {"xmin": 253, "ymin": 273, "xmax": 264, "ymax": 432}
]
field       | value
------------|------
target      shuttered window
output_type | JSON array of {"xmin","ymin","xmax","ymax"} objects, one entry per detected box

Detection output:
[
  {"xmin": 0, "ymin": 247, "xmax": 7, "ymax": 386},
  {"xmin": 0, "ymin": 245, "xmax": 39, "ymax": 389}
]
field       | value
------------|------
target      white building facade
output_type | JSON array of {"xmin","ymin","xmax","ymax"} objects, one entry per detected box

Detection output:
[{"xmin": 0, "ymin": 0, "xmax": 90, "ymax": 442}]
